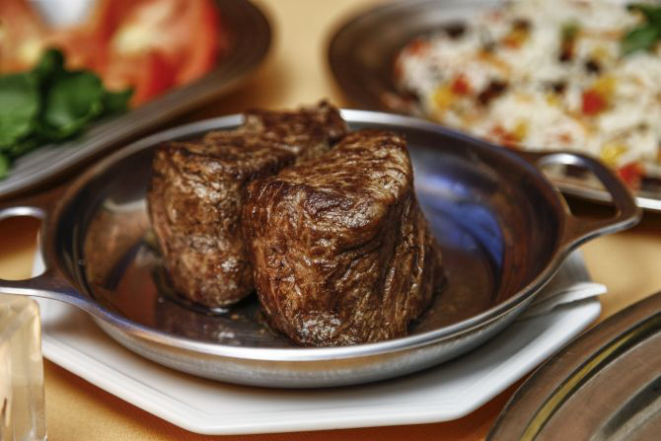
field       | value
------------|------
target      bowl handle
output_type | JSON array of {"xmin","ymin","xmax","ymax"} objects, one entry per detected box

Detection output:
[
  {"xmin": 519, "ymin": 151, "xmax": 642, "ymax": 249},
  {"xmin": 0, "ymin": 188, "xmax": 98, "ymax": 315}
]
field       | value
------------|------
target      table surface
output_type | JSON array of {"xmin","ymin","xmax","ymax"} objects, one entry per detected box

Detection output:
[{"xmin": 2, "ymin": 0, "xmax": 661, "ymax": 439}]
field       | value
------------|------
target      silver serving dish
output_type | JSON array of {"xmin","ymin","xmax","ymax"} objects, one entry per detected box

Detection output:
[
  {"xmin": 327, "ymin": 0, "xmax": 661, "ymax": 211},
  {"xmin": 488, "ymin": 290, "xmax": 661, "ymax": 441},
  {"xmin": 0, "ymin": 110, "xmax": 640, "ymax": 388},
  {"xmin": 0, "ymin": 0, "xmax": 270, "ymax": 199}
]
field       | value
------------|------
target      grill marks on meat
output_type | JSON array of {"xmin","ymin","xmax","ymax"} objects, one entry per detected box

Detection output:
[
  {"xmin": 148, "ymin": 102, "xmax": 348, "ymax": 308},
  {"xmin": 243, "ymin": 130, "xmax": 443, "ymax": 346}
]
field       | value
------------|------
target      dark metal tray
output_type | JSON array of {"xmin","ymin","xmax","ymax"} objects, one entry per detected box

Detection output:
[
  {"xmin": 0, "ymin": 0, "xmax": 271, "ymax": 199},
  {"xmin": 489, "ymin": 291, "xmax": 661, "ymax": 441}
]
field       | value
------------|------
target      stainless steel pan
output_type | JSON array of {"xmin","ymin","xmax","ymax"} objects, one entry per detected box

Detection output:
[{"xmin": 0, "ymin": 110, "xmax": 640, "ymax": 388}]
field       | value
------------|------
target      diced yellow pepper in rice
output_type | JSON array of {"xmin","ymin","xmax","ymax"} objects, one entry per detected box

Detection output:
[
  {"xmin": 593, "ymin": 76, "xmax": 616, "ymax": 97},
  {"xmin": 513, "ymin": 120, "xmax": 528, "ymax": 142},
  {"xmin": 502, "ymin": 28, "xmax": 529, "ymax": 48},
  {"xmin": 600, "ymin": 143, "xmax": 627, "ymax": 166},
  {"xmin": 591, "ymin": 46, "xmax": 611, "ymax": 62},
  {"xmin": 433, "ymin": 85, "xmax": 456, "ymax": 111},
  {"xmin": 545, "ymin": 93, "xmax": 560, "ymax": 107}
]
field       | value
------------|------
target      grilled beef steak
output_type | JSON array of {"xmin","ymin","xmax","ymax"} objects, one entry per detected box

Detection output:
[
  {"xmin": 204, "ymin": 101, "xmax": 347, "ymax": 158},
  {"xmin": 148, "ymin": 102, "xmax": 348, "ymax": 307},
  {"xmin": 243, "ymin": 130, "xmax": 443, "ymax": 346}
]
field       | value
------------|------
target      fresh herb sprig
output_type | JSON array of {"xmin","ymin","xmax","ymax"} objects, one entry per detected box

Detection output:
[
  {"xmin": 622, "ymin": 4, "xmax": 661, "ymax": 55},
  {"xmin": 0, "ymin": 49, "xmax": 132, "ymax": 179}
]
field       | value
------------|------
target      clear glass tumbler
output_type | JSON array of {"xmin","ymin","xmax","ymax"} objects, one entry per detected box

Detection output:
[{"xmin": 0, "ymin": 294, "xmax": 46, "ymax": 441}]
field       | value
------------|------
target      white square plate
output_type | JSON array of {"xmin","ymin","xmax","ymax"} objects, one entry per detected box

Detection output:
[{"xmin": 34, "ymin": 252, "xmax": 600, "ymax": 435}]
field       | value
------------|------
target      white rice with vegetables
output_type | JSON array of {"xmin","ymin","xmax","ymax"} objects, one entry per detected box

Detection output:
[{"xmin": 395, "ymin": 0, "xmax": 661, "ymax": 187}]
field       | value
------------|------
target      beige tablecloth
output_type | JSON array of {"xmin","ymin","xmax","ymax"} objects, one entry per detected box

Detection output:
[{"xmin": 1, "ymin": 1, "xmax": 661, "ymax": 439}]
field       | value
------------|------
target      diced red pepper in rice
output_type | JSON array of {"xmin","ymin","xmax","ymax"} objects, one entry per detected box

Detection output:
[
  {"xmin": 618, "ymin": 162, "xmax": 644, "ymax": 188},
  {"xmin": 451, "ymin": 74, "xmax": 471, "ymax": 95},
  {"xmin": 490, "ymin": 125, "xmax": 520, "ymax": 148},
  {"xmin": 407, "ymin": 38, "xmax": 430, "ymax": 56},
  {"xmin": 581, "ymin": 90, "xmax": 607, "ymax": 116}
]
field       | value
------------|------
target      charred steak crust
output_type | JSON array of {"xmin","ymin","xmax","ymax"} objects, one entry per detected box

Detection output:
[
  {"xmin": 242, "ymin": 130, "xmax": 443, "ymax": 346},
  {"xmin": 243, "ymin": 100, "xmax": 348, "ymax": 148},
  {"xmin": 205, "ymin": 100, "xmax": 348, "ymax": 161},
  {"xmin": 148, "ymin": 102, "xmax": 348, "ymax": 308}
]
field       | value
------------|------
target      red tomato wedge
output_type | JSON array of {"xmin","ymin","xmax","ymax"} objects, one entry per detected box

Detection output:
[
  {"xmin": 103, "ymin": 50, "xmax": 179, "ymax": 106},
  {"xmin": 41, "ymin": 0, "xmax": 136, "ymax": 72},
  {"xmin": 176, "ymin": 0, "xmax": 222, "ymax": 85},
  {"xmin": 0, "ymin": 0, "xmax": 48, "ymax": 72},
  {"xmin": 86, "ymin": 0, "xmax": 140, "ymax": 43},
  {"xmin": 104, "ymin": 0, "xmax": 220, "ymax": 97},
  {"xmin": 43, "ymin": 27, "xmax": 106, "ymax": 72}
]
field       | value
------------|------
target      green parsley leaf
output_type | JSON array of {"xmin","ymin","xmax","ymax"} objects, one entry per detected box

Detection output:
[
  {"xmin": 0, "ymin": 48, "xmax": 132, "ymax": 179},
  {"xmin": 42, "ymin": 71, "xmax": 105, "ymax": 138},
  {"xmin": 0, "ymin": 73, "xmax": 39, "ymax": 148},
  {"xmin": 32, "ymin": 48, "xmax": 65, "ymax": 83},
  {"xmin": 628, "ymin": 4, "xmax": 661, "ymax": 24},
  {"xmin": 4, "ymin": 136, "xmax": 41, "ymax": 159},
  {"xmin": 623, "ymin": 3, "xmax": 661, "ymax": 55},
  {"xmin": 621, "ymin": 24, "xmax": 661, "ymax": 55},
  {"xmin": 0, "ymin": 154, "xmax": 9, "ymax": 179},
  {"xmin": 103, "ymin": 88, "xmax": 134, "ymax": 115},
  {"xmin": 561, "ymin": 22, "xmax": 580, "ymax": 41}
]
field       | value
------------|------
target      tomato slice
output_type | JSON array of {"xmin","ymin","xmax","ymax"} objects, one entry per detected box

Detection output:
[
  {"xmin": 87, "ymin": 0, "xmax": 140, "ymax": 43},
  {"xmin": 0, "ymin": 0, "xmax": 48, "ymax": 72},
  {"xmin": 175, "ymin": 0, "xmax": 222, "ymax": 84},
  {"xmin": 103, "ymin": 51, "xmax": 178, "ymax": 106},
  {"xmin": 42, "ymin": 0, "xmax": 138, "ymax": 72},
  {"xmin": 108, "ymin": 0, "xmax": 220, "ymax": 87},
  {"xmin": 42, "ymin": 27, "xmax": 104, "ymax": 72}
]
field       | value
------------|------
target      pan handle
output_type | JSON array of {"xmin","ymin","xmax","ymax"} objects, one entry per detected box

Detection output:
[
  {"xmin": 519, "ymin": 151, "xmax": 642, "ymax": 249},
  {"xmin": 0, "ymin": 187, "xmax": 97, "ymax": 315}
]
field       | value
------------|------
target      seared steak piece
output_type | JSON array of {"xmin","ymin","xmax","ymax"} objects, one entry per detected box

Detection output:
[
  {"xmin": 241, "ymin": 101, "xmax": 348, "ymax": 153},
  {"xmin": 203, "ymin": 101, "xmax": 347, "ymax": 160},
  {"xmin": 243, "ymin": 130, "xmax": 443, "ymax": 346},
  {"xmin": 148, "ymin": 102, "xmax": 348, "ymax": 308}
]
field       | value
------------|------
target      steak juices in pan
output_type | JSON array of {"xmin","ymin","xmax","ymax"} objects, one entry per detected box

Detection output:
[{"xmin": 148, "ymin": 102, "xmax": 444, "ymax": 346}]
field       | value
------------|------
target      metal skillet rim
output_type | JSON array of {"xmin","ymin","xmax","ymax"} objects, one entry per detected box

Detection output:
[{"xmin": 48, "ymin": 110, "xmax": 587, "ymax": 362}]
